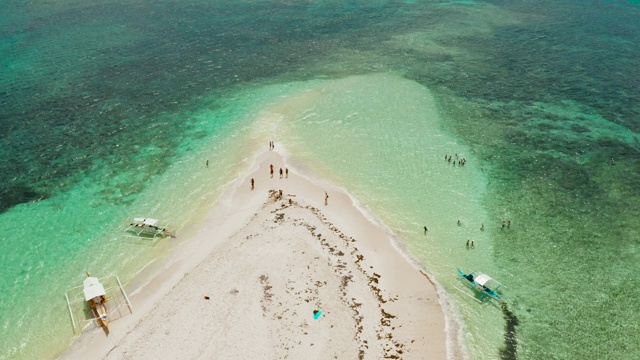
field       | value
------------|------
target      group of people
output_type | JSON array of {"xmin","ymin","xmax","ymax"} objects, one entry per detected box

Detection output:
[
  {"xmin": 422, "ymin": 220, "xmax": 489, "ymax": 249},
  {"xmin": 269, "ymin": 163, "xmax": 289, "ymax": 179},
  {"xmin": 262, "ymin": 141, "xmax": 331, "ymax": 207},
  {"xmin": 444, "ymin": 154, "xmax": 467, "ymax": 166},
  {"xmin": 265, "ymin": 144, "xmax": 294, "ymax": 203}
]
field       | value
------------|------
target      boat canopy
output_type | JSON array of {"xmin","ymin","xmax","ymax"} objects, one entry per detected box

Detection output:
[
  {"xmin": 134, "ymin": 218, "xmax": 159, "ymax": 226},
  {"xmin": 83, "ymin": 277, "xmax": 106, "ymax": 301},
  {"xmin": 474, "ymin": 274, "xmax": 493, "ymax": 286}
]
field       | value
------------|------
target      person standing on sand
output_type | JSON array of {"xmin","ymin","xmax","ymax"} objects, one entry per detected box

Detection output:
[
  {"xmin": 325, "ymin": 191, "xmax": 329, "ymax": 206},
  {"xmin": 251, "ymin": 178, "xmax": 254, "ymax": 190},
  {"xmin": 279, "ymin": 168, "xmax": 283, "ymax": 179},
  {"xmin": 270, "ymin": 164, "xmax": 274, "ymax": 178},
  {"xmin": 285, "ymin": 167, "xmax": 289, "ymax": 178}
]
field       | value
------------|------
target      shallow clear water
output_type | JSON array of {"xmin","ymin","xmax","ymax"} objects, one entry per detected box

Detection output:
[
  {"xmin": 1, "ymin": 1, "xmax": 638, "ymax": 359},
  {"xmin": 263, "ymin": 74, "xmax": 506, "ymax": 355}
]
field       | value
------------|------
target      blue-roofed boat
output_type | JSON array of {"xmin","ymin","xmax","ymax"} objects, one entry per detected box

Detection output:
[{"xmin": 453, "ymin": 268, "xmax": 506, "ymax": 303}]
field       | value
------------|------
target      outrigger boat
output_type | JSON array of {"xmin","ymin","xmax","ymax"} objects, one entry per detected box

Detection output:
[
  {"xmin": 453, "ymin": 268, "xmax": 506, "ymax": 303},
  {"xmin": 83, "ymin": 273, "xmax": 110, "ymax": 329},
  {"xmin": 65, "ymin": 273, "xmax": 133, "ymax": 333},
  {"xmin": 125, "ymin": 218, "xmax": 175, "ymax": 238}
]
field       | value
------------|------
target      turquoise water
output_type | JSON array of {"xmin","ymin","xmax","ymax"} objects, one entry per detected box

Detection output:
[{"xmin": 1, "ymin": 1, "xmax": 638, "ymax": 359}]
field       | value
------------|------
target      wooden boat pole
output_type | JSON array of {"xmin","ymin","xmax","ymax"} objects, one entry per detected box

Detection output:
[
  {"xmin": 64, "ymin": 292, "xmax": 77, "ymax": 332},
  {"xmin": 116, "ymin": 275, "xmax": 134, "ymax": 313}
]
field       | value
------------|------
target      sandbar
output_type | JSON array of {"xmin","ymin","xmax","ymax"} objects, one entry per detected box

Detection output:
[{"xmin": 61, "ymin": 148, "xmax": 458, "ymax": 359}]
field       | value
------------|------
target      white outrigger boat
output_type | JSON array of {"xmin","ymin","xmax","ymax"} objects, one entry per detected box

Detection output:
[
  {"xmin": 83, "ymin": 273, "xmax": 110, "ymax": 329},
  {"xmin": 65, "ymin": 273, "xmax": 133, "ymax": 333},
  {"xmin": 125, "ymin": 218, "xmax": 176, "ymax": 238},
  {"xmin": 453, "ymin": 268, "xmax": 506, "ymax": 303}
]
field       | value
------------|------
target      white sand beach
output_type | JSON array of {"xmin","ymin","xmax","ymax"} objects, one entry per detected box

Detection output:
[{"xmin": 61, "ymin": 148, "xmax": 459, "ymax": 360}]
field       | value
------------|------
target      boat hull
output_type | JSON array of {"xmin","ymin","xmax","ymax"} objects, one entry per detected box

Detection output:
[
  {"xmin": 454, "ymin": 268, "xmax": 505, "ymax": 303},
  {"xmin": 88, "ymin": 297, "xmax": 109, "ymax": 329}
]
